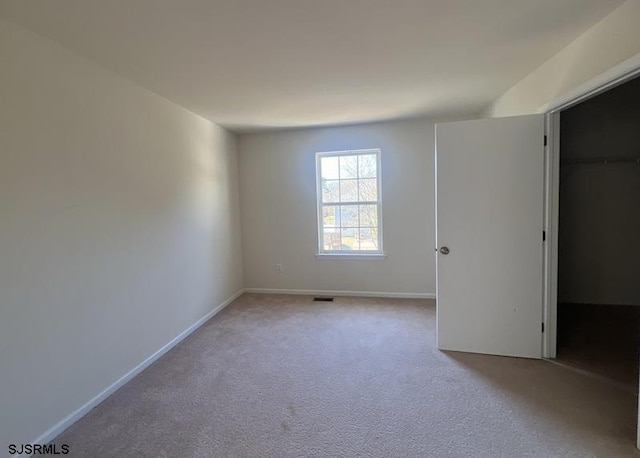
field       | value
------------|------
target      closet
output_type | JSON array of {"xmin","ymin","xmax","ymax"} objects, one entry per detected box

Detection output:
[{"xmin": 557, "ymin": 75, "xmax": 640, "ymax": 390}]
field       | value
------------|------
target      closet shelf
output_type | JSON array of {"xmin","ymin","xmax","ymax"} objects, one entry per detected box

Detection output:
[{"xmin": 561, "ymin": 156, "xmax": 640, "ymax": 166}]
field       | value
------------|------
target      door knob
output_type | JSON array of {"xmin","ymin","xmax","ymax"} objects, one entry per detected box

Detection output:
[{"xmin": 439, "ymin": 246, "xmax": 450, "ymax": 255}]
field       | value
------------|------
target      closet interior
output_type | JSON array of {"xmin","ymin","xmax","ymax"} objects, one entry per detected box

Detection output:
[{"xmin": 557, "ymin": 75, "xmax": 640, "ymax": 391}]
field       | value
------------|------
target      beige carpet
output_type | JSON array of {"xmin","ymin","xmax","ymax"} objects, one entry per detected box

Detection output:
[{"xmin": 53, "ymin": 294, "xmax": 640, "ymax": 457}]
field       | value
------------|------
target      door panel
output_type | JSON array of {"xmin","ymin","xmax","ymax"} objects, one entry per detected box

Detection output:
[{"xmin": 435, "ymin": 115, "xmax": 544, "ymax": 359}]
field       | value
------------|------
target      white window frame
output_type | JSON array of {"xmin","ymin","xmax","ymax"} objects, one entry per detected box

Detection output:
[{"xmin": 315, "ymin": 148, "xmax": 384, "ymax": 259}]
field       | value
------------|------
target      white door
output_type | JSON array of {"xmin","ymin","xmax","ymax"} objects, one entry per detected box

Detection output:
[{"xmin": 435, "ymin": 115, "xmax": 544, "ymax": 359}]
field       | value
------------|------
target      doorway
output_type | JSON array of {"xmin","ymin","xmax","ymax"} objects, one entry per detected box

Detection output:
[{"xmin": 554, "ymin": 75, "xmax": 640, "ymax": 390}]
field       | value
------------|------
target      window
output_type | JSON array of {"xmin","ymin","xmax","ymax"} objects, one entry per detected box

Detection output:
[{"xmin": 316, "ymin": 149, "xmax": 382, "ymax": 255}]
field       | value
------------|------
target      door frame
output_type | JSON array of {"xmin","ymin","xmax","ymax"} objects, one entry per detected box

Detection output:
[{"xmin": 542, "ymin": 52, "xmax": 640, "ymax": 359}]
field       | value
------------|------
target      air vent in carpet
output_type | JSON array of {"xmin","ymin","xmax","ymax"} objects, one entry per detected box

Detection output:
[{"xmin": 313, "ymin": 297, "xmax": 334, "ymax": 302}]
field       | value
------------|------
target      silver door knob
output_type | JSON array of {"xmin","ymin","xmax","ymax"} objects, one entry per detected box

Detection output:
[{"xmin": 439, "ymin": 246, "xmax": 450, "ymax": 255}]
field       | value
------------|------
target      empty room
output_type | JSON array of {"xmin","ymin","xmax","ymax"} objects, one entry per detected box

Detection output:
[{"xmin": 2, "ymin": 1, "xmax": 640, "ymax": 457}]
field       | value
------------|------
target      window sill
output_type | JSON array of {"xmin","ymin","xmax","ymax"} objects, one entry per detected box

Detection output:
[{"xmin": 315, "ymin": 253, "xmax": 387, "ymax": 260}]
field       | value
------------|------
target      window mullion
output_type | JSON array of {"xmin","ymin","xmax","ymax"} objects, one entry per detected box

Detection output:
[
  {"xmin": 356, "ymin": 155, "xmax": 361, "ymax": 250},
  {"xmin": 337, "ymin": 157, "xmax": 342, "ymax": 250},
  {"xmin": 339, "ymin": 201, "xmax": 377, "ymax": 205}
]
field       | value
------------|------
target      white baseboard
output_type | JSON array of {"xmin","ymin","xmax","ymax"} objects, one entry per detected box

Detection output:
[
  {"xmin": 243, "ymin": 288, "xmax": 435, "ymax": 300},
  {"xmin": 29, "ymin": 289, "xmax": 244, "ymax": 450}
]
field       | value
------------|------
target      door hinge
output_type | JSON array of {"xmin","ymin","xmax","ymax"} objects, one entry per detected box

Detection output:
[
  {"xmin": 542, "ymin": 322, "xmax": 545, "ymax": 333},
  {"xmin": 544, "ymin": 135, "xmax": 548, "ymax": 146},
  {"xmin": 543, "ymin": 231, "xmax": 546, "ymax": 242}
]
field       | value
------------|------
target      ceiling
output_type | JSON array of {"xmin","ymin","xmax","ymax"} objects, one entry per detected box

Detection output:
[{"xmin": 0, "ymin": 0, "xmax": 625, "ymax": 132}]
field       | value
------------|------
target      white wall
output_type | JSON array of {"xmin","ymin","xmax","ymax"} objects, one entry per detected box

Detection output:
[
  {"xmin": 486, "ymin": 0, "xmax": 640, "ymax": 117},
  {"xmin": 238, "ymin": 118, "xmax": 445, "ymax": 297},
  {"xmin": 0, "ymin": 18, "xmax": 243, "ymax": 449}
]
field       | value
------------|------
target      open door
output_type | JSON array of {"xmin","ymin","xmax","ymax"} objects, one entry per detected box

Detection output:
[{"xmin": 435, "ymin": 115, "xmax": 545, "ymax": 359}]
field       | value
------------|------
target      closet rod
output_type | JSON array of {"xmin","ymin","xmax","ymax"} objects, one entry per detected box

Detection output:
[{"xmin": 561, "ymin": 157, "xmax": 640, "ymax": 166}]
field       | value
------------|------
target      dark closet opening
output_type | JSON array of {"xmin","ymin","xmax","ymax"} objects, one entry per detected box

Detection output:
[{"xmin": 557, "ymin": 75, "xmax": 640, "ymax": 391}]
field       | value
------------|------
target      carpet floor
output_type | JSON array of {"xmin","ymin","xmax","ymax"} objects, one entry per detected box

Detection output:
[
  {"xmin": 53, "ymin": 294, "xmax": 640, "ymax": 457},
  {"xmin": 557, "ymin": 303, "xmax": 639, "ymax": 392}
]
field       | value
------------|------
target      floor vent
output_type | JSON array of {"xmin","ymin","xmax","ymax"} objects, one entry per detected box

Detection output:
[{"xmin": 313, "ymin": 297, "xmax": 334, "ymax": 302}]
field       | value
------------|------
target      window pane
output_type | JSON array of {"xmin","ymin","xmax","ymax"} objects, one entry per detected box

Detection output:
[
  {"xmin": 341, "ymin": 228, "xmax": 358, "ymax": 250},
  {"xmin": 339, "ymin": 155, "xmax": 358, "ymax": 179},
  {"xmin": 322, "ymin": 179, "xmax": 339, "ymax": 203},
  {"xmin": 340, "ymin": 205, "xmax": 358, "ymax": 227},
  {"xmin": 323, "ymin": 229, "xmax": 341, "ymax": 251},
  {"xmin": 358, "ymin": 154, "xmax": 377, "ymax": 178},
  {"xmin": 321, "ymin": 156, "xmax": 339, "ymax": 179},
  {"xmin": 358, "ymin": 178, "xmax": 377, "ymax": 201},
  {"xmin": 322, "ymin": 205, "xmax": 340, "ymax": 228},
  {"xmin": 359, "ymin": 228, "xmax": 379, "ymax": 251},
  {"xmin": 359, "ymin": 205, "xmax": 378, "ymax": 227},
  {"xmin": 340, "ymin": 179, "xmax": 358, "ymax": 202}
]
